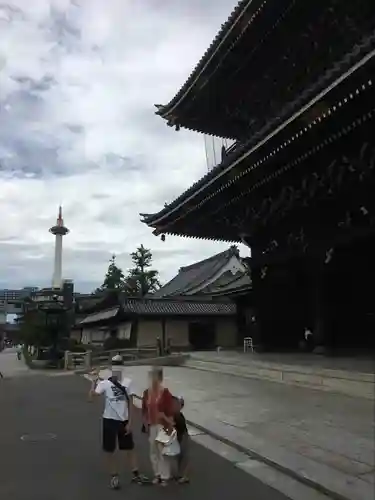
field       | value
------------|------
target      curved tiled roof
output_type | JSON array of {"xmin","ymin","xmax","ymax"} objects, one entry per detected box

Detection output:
[
  {"xmin": 79, "ymin": 300, "xmax": 235, "ymax": 324},
  {"xmin": 150, "ymin": 246, "xmax": 240, "ymax": 298},
  {"xmin": 142, "ymin": 33, "xmax": 375, "ymax": 232},
  {"xmin": 156, "ymin": 0, "xmax": 252, "ymax": 119},
  {"xmin": 200, "ymin": 270, "xmax": 251, "ymax": 296},
  {"xmin": 79, "ymin": 307, "xmax": 119, "ymax": 325},
  {"xmin": 121, "ymin": 298, "xmax": 236, "ymax": 316}
]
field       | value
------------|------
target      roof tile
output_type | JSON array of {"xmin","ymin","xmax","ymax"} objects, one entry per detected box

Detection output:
[
  {"xmin": 151, "ymin": 246, "xmax": 239, "ymax": 298},
  {"xmin": 157, "ymin": 0, "xmax": 250, "ymax": 119},
  {"xmin": 79, "ymin": 307, "xmax": 119, "ymax": 325},
  {"xmin": 122, "ymin": 298, "xmax": 235, "ymax": 316},
  {"xmin": 200, "ymin": 270, "xmax": 251, "ymax": 295}
]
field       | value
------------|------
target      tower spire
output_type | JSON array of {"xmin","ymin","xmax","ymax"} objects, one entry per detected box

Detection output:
[
  {"xmin": 57, "ymin": 205, "xmax": 63, "ymax": 227},
  {"xmin": 49, "ymin": 205, "xmax": 69, "ymax": 289}
]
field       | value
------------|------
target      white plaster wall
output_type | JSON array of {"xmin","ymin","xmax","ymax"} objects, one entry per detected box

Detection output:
[
  {"xmin": 137, "ymin": 320, "xmax": 162, "ymax": 347},
  {"xmin": 166, "ymin": 319, "xmax": 189, "ymax": 347},
  {"xmin": 117, "ymin": 322, "xmax": 132, "ymax": 340},
  {"xmin": 82, "ymin": 327, "xmax": 107, "ymax": 345},
  {"xmin": 216, "ymin": 318, "xmax": 238, "ymax": 347}
]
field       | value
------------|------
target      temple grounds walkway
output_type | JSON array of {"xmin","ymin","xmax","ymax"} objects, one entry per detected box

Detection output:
[
  {"xmin": 0, "ymin": 373, "xmax": 292, "ymax": 500},
  {"xmin": 0, "ymin": 347, "xmax": 32, "ymax": 378},
  {"xmin": 0, "ymin": 347, "xmax": 71, "ymax": 379},
  {"xmin": 189, "ymin": 350, "xmax": 375, "ymax": 373},
  {"xmin": 114, "ymin": 364, "xmax": 374, "ymax": 500},
  {"xmin": 186, "ymin": 351, "xmax": 375, "ymax": 399}
]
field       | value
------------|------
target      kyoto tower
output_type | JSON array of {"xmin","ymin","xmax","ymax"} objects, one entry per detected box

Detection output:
[{"xmin": 49, "ymin": 206, "xmax": 69, "ymax": 289}]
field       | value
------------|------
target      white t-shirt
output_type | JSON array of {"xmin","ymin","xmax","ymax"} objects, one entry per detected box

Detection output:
[{"xmin": 95, "ymin": 377, "xmax": 134, "ymax": 421}]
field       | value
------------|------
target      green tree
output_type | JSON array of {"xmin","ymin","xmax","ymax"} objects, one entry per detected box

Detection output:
[
  {"xmin": 95, "ymin": 254, "xmax": 125, "ymax": 293},
  {"xmin": 124, "ymin": 245, "xmax": 161, "ymax": 296}
]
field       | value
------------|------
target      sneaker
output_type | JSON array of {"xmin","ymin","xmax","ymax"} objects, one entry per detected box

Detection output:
[
  {"xmin": 178, "ymin": 476, "xmax": 190, "ymax": 484},
  {"xmin": 132, "ymin": 473, "xmax": 150, "ymax": 485},
  {"xmin": 110, "ymin": 475, "xmax": 120, "ymax": 490},
  {"xmin": 152, "ymin": 476, "xmax": 161, "ymax": 485}
]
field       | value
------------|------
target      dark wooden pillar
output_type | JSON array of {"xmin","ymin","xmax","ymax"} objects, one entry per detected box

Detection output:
[
  {"xmin": 310, "ymin": 257, "xmax": 330, "ymax": 353},
  {"xmin": 234, "ymin": 296, "xmax": 252, "ymax": 346},
  {"xmin": 130, "ymin": 319, "xmax": 138, "ymax": 348},
  {"xmin": 278, "ymin": 260, "xmax": 305, "ymax": 349},
  {"xmin": 161, "ymin": 317, "xmax": 166, "ymax": 354},
  {"xmin": 249, "ymin": 246, "xmax": 266, "ymax": 351}
]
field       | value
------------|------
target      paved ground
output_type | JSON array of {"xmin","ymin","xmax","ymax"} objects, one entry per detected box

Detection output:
[
  {"xmin": 0, "ymin": 373, "xmax": 293, "ymax": 500},
  {"xmin": 0, "ymin": 347, "xmax": 32, "ymax": 378},
  {"xmin": 0, "ymin": 347, "xmax": 73, "ymax": 379},
  {"xmin": 115, "ymin": 365, "xmax": 374, "ymax": 500}
]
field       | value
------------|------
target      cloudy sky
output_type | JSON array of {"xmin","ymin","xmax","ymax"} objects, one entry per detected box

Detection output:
[{"xmin": 0, "ymin": 0, "xmax": 248, "ymax": 293}]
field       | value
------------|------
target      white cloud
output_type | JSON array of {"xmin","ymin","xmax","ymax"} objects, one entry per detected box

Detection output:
[{"xmin": 0, "ymin": 0, "xmax": 247, "ymax": 292}]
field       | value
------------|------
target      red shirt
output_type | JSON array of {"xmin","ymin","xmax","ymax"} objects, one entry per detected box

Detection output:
[{"xmin": 142, "ymin": 388, "xmax": 173, "ymax": 426}]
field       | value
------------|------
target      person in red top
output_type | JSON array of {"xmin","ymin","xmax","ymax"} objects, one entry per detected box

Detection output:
[{"xmin": 142, "ymin": 367, "xmax": 173, "ymax": 485}]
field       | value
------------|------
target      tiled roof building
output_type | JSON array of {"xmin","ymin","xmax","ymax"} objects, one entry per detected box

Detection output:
[
  {"xmin": 151, "ymin": 246, "xmax": 251, "ymax": 298},
  {"xmin": 75, "ymin": 248, "xmax": 250, "ymax": 350}
]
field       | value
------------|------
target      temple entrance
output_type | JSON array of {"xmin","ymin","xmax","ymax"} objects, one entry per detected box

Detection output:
[
  {"xmin": 324, "ymin": 235, "xmax": 375, "ymax": 351},
  {"xmin": 254, "ymin": 239, "xmax": 375, "ymax": 353},
  {"xmin": 188, "ymin": 321, "xmax": 216, "ymax": 350},
  {"xmin": 257, "ymin": 264, "xmax": 307, "ymax": 350}
]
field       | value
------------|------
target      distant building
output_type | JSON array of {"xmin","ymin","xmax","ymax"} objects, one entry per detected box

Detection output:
[
  {"xmin": 32, "ymin": 280, "xmax": 74, "ymax": 310},
  {"xmin": 73, "ymin": 292, "xmax": 236, "ymax": 350},
  {"xmin": 0, "ymin": 287, "xmax": 38, "ymax": 301}
]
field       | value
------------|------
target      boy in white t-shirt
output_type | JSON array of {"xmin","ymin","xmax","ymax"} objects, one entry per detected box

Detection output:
[{"xmin": 89, "ymin": 368, "xmax": 146, "ymax": 489}]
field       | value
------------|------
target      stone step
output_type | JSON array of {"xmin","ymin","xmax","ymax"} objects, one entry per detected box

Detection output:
[
  {"xmin": 190, "ymin": 354, "xmax": 374, "ymax": 382},
  {"xmin": 185, "ymin": 359, "xmax": 375, "ymax": 400}
]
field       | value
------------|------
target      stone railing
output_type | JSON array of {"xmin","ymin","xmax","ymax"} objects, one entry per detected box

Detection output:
[{"xmin": 64, "ymin": 346, "xmax": 158, "ymax": 371}]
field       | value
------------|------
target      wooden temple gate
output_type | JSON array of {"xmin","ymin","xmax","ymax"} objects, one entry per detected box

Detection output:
[{"xmin": 142, "ymin": 0, "xmax": 375, "ymax": 353}]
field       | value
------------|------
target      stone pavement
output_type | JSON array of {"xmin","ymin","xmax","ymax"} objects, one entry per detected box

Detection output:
[
  {"xmin": 186, "ymin": 351, "xmax": 375, "ymax": 399},
  {"xmin": 113, "ymin": 365, "xmax": 374, "ymax": 500},
  {"xmin": 0, "ymin": 347, "xmax": 73, "ymax": 379},
  {"xmin": 0, "ymin": 373, "xmax": 292, "ymax": 500}
]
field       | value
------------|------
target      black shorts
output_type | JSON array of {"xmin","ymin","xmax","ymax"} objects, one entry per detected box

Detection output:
[{"xmin": 102, "ymin": 418, "xmax": 134, "ymax": 453}]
